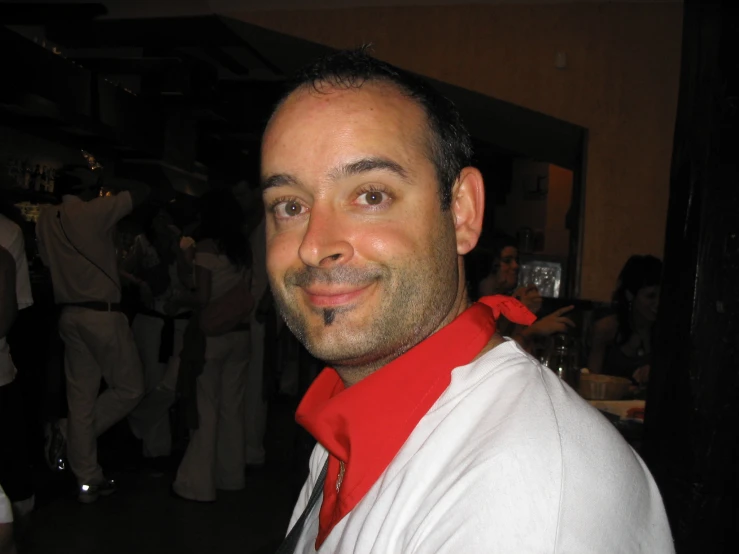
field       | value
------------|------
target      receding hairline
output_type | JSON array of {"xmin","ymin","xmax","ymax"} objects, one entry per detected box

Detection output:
[
  {"xmin": 263, "ymin": 78, "xmax": 441, "ymax": 180},
  {"xmin": 267, "ymin": 76, "xmax": 424, "ymax": 126}
]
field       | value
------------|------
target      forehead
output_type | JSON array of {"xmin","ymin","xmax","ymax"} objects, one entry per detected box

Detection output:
[{"xmin": 262, "ymin": 82, "xmax": 430, "ymax": 176}]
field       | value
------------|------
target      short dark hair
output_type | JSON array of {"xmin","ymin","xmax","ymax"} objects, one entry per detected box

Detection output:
[
  {"xmin": 53, "ymin": 165, "xmax": 100, "ymax": 199},
  {"xmin": 273, "ymin": 46, "xmax": 472, "ymax": 209},
  {"xmin": 613, "ymin": 255, "xmax": 663, "ymax": 344},
  {"xmin": 464, "ymin": 233, "xmax": 518, "ymax": 299}
]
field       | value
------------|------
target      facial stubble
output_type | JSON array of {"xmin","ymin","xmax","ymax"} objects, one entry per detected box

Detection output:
[{"xmin": 270, "ymin": 216, "xmax": 461, "ymax": 375}]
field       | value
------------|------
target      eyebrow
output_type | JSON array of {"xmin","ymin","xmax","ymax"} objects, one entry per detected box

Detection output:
[
  {"xmin": 329, "ymin": 157, "xmax": 410, "ymax": 183},
  {"xmin": 261, "ymin": 156, "xmax": 411, "ymax": 191},
  {"xmin": 261, "ymin": 173, "xmax": 300, "ymax": 190}
]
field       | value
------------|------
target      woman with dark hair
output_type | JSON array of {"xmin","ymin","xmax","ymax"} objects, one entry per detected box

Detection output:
[
  {"xmin": 587, "ymin": 255, "xmax": 662, "ymax": 384},
  {"xmin": 466, "ymin": 235, "xmax": 575, "ymax": 349},
  {"xmin": 172, "ymin": 190, "xmax": 253, "ymax": 502}
]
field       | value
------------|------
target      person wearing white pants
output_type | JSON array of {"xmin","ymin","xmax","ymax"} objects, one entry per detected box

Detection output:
[
  {"xmin": 127, "ymin": 313, "xmax": 187, "ymax": 458},
  {"xmin": 36, "ymin": 167, "xmax": 150, "ymax": 501},
  {"xmin": 173, "ymin": 330, "xmax": 249, "ymax": 501},
  {"xmin": 122, "ymin": 218, "xmax": 192, "ymax": 460},
  {"xmin": 172, "ymin": 190, "xmax": 252, "ymax": 502},
  {"xmin": 57, "ymin": 307, "xmax": 143, "ymax": 485}
]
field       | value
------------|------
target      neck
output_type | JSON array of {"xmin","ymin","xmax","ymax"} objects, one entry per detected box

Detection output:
[
  {"xmin": 630, "ymin": 310, "xmax": 651, "ymax": 333},
  {"xmin": 335, "ymin": 288, "xmax": 473, "ymax": 388}
]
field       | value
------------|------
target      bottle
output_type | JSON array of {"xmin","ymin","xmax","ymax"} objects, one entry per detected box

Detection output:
[
  {"xmin": 32, "ymin": 164, "xmax": 41, "ymax": 192},
  {"xmin": 542, "ymin": 333, "xmax": 580, "ymax": 390},
  {"xmin": 21, "ymin": 159, "xmax": 31, "ymax": 189},
  {"xmin": 46, "ymin": 168, "xmax": 55, "ymax": 193}
]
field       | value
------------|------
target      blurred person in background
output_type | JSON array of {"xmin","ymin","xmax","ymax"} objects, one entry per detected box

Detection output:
[
  {"xmin": 0, "ymin": 196, "xmax": 34, "ymax": 525},
  {"xmin": 588, "ymin": 255, "xmax": 662, "ymax": 385},
  {"xmin": 35, "ymin": 165, "xmax": 149, "ymax": 503},
  {"xmin": 466, "ymin": 234, "xmax": 575, "ymax": 350},
  {"xmin": 172, "ymin": 189, "xmax": 253, "ymax": 502},
  {"xmin": 0, "ymin": 483, "xmax": 17, "ymax": 554},
  {"xmin": 122, "ymin": 208, "xmax": 193, "ymax": 465}
]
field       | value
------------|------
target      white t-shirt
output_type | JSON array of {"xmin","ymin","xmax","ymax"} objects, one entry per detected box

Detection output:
[
  {"xmin": 36, "ymin": 192, "xmax": 133, "ymax": 304},
  {"xmin": 0, "ymin": 482, "xmax": 11, "ymax": 524},
  {"xmin": 194, "ymin": 239, "xmax": 250, "ymax": 301},
  {"xmin": 289, "ymin": 340, "xmax": 674, "ymax": 553},
  {"xmin": 0, "ymin": 213, "xmax": 33, "ymax": 310}
]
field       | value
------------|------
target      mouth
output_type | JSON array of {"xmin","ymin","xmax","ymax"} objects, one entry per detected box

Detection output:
[{"xmin": 302, "ymin": 283, "xmax": 374, "ymax": 308}]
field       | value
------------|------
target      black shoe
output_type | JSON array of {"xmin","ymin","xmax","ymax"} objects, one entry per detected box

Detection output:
[{"xmin": 78, "ymin": 478, "xmax": 117, "ymax": 504}]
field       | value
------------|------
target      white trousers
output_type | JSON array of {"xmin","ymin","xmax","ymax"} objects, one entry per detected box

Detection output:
[
  {"xmin": 58, "ymin": 307, "xmax": 144, "ymax": 485},
  {"xmin": 173, "ymin": 330, "xmax": 249, "ymax": 501},
  {"xmin": 128, "ymin": 314, "xmax": 186, "ymax": 458},
  {"xmin": 245, "ymin": 314, "xmax": 268, "ymax": 465}
]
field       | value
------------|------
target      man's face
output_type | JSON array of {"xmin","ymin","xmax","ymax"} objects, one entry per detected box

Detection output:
[{"xmin": 261, "ymin": 83, "xmax": 463, "ymax": 371}]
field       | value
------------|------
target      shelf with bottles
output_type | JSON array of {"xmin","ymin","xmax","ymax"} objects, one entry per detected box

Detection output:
[{"xmin": 2, "ymin": 156, "xmax": 58, "ymax": 195}]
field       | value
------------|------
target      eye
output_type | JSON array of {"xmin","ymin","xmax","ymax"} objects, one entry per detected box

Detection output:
[
  {"xmin": 356, "ymin": 188, "xmax": 390, "ymax": 207},
  {"xmin": 271, "ymin": 198, "xmax": 308, "ymax": 219}
]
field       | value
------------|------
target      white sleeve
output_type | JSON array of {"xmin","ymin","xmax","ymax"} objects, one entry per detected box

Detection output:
[
  {"xmin": 0, "ymin": 483, "xmax": 12, "ymax": 524},
  {"xmin": 89, "ymin": 191, "xmax": 134, "ymax": 230},
  {"xmin": 5, "ymin": 224, "xmax": 33, "ymax": 309}
]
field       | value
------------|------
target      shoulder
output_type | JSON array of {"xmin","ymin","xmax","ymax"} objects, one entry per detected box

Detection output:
[
  {"xmin": 401, "ymin": 344, "xmax": 671, "ymax": 552},
  {"xmin": 0, "ymin": 214, "xmax": 20, "ymax": 236},
  {"xmin": 0, "ymin": 215, "xmax": 23, "ymax": 252},
  {"xmin": 89, "ymin": 191, "xmax": 131, "ymax": 210},
  {"xmin": 593, "ymin": 314, "xmax": 618, "ymax": 339},
  {"xmin": 195, "ymin": 238, "xmax": 219, "ymax": 255},
  {"xmin": 194, "ymin": 239, "xmax": 223, "ymax": 270}
]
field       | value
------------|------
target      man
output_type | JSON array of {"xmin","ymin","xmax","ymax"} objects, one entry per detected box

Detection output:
[
  {"xmin": 0, "ymin": 249, "xmax": 18, "ymax": 554},
  {"xmin": 0, "ymin": 199, "xmax": 35, "ymax": 520},
  {"xmin": 261, "ymin": 48, "xmax": 674, "ymax": 553},
  {"xmin": 36, "ymin": 166, "xmax": 149, "ymax": 503}
]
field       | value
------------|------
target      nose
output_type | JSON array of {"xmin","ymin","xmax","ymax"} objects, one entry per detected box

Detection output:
[{"xmin": 298, "ymin": 205, "xmax": 355, "ymax": 268}]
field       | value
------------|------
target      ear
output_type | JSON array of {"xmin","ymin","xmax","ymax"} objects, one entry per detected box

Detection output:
[{"xmin": 451, "ymin": 167, "xmax": 485, "ymax": 255}]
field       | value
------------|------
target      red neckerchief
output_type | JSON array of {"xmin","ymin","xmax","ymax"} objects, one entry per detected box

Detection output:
[{"xmin": 295, "ymin": 295, "xmax": 536, "ymax": 548}]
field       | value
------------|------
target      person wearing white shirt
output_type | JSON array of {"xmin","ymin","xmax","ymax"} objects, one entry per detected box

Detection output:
[
  {"xmin": 36, "ymin": 166, "xmax": 149, "ymax": 503},
  {"xmin": 0, "ymin": 201, "xmax": 35, "ymax": 524}
]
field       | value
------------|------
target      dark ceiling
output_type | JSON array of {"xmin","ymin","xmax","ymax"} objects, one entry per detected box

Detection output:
[{"xmin": 0, "ymin": 5, "xmax": 586, "ymax": 196}]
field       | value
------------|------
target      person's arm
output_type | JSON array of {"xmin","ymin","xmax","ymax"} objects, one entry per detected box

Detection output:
[
  {"xmin": 512, "ymin": 285, "xmax": 543, "ymax": 315},
  {"xmin": 587, "ymin": 316, "xmax": 618, "ymax": 374},
  {"xmin": 513, "ymin": 305, "xmax": 576, "ymax": 350},
  {"xmin": 108, "ymin": 179, "xmax": 151, "ymax": 208},
  {"xmin": 0, "ymin": 247, "xmax": 18, "ymax": 338}
]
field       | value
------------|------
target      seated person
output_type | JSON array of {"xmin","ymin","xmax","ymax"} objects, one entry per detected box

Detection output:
[
  {"xmin": 466, "ymin": 234, "xmax": 575, "ymax": 350},
  {"xmin": 587, "ymin": 255, "xmax": 662, "ymax": 385}
]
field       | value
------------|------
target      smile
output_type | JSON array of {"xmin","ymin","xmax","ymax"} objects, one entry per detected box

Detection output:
[{"xmin": 302, "ymin": 284, "xmax": 373, "ymax": 308}]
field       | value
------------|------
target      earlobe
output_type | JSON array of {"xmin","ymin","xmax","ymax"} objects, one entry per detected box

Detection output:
[{"xmin": 451, "ymin": 167, "xmax": 485, "ymax": 255}]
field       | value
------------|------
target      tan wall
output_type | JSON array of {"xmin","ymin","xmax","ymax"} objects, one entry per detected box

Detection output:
[
  {"xmin": 230, "ymin": 2, "xmax": 683, "ymax": 301},
  {"xmin": 493, "ymin": 158, "xmax": 548, "ymax": 243},
  {"xmin": 546, "ymin": 164, "xmax": 574, "ymax": 258}
]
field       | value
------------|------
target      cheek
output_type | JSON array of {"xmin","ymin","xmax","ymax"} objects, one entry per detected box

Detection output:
[
  {"xmin": 266, "ymin": 232, "xmax": 300, "ymax": 279},
  {"xmin": 352, "ymin": 219, "xmax": 428, "ymax": 263}
]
